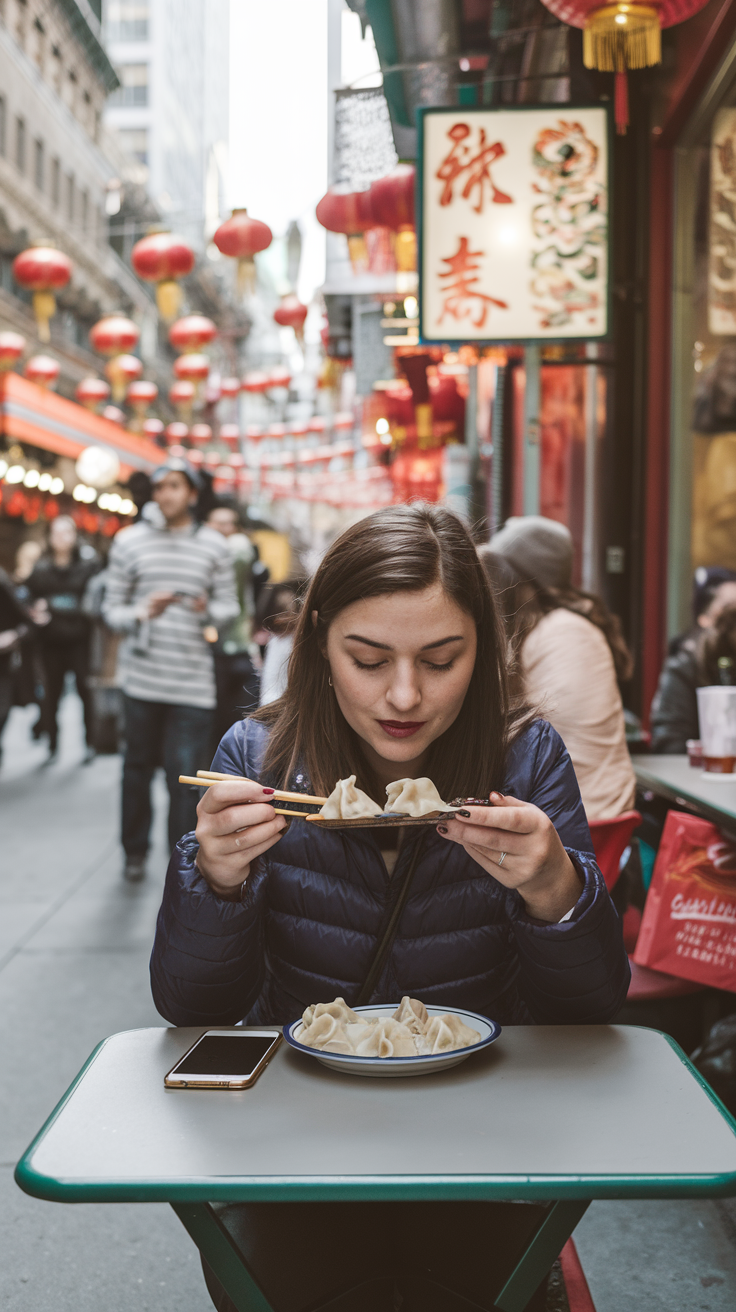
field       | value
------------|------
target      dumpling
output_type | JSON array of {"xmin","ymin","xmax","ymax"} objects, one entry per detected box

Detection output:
[
  {"xmin": 425, "ymin": 1013, "xmax": 480, "ymax": 1053},
  {"xmin": 319, "ymin": 775, "xmax": 383, "ymax": 819},
  {"xmin": 302, "ymin": 997, "xmax": 362, "ymax": 1027},
  {"xmin": 392, "ymin": 996, "xmax": 429, "ymax": 1035},
  {"xmin": 385, "ymin": 777, "xmax": 450, "ymax": 817},
  {"xmin": 354, "ymin": 1018, "xmax": 417, "ymax": 1058},
  {"xmin": 299, "ymin": 1012, "xmax": 353, "ymax": 1054}
]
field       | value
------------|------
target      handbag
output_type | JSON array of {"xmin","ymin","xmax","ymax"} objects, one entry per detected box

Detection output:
[{"xmin": 354, "ymin": 832, "xmax": 427, "ymax": 1006}]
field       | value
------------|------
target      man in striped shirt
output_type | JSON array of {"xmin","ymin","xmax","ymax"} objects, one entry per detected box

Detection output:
[{"xmin": 103, "ymin": 460, "xmax": 238, "ymax": 882}]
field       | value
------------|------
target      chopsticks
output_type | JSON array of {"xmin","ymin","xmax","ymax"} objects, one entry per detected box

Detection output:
[
  {"xmin": 195, "ymin": 770, "xmax": 327, "ymax": 806},
  {"xmin": 178, "ymin": 776, "xmax": 314, "ymax": 818}
]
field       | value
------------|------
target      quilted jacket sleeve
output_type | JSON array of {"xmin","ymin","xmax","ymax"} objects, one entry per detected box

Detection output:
[
  {"xmin": 504, "ymin": 720, "xmax": 631, "ymax": 1023},
  {"xmin": 149, "ymin": 721, "xmax": 268, "ymax": 1025}
]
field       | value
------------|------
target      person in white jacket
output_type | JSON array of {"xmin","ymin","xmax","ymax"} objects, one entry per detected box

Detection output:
[{"xmin": 480, "ymin": 517, "xmax": 636, "ymax": 821}]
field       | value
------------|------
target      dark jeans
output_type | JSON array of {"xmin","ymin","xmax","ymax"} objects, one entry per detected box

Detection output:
[
  {"xmin": 0, "ymin": 671, "xmax": 13, "ymax": 760},
  {"xmin": 122, "ymin": 695, "xmax": 213, "ymax": 856},
  {"xmin": 212, "ymin": 651, "xmax": 260, "ymax": 753},
  {"xmin": 39, "ymin": 639, "xmax": 93, "ymax": 751},
  {"xmin": 200, "ymin": 1200, "xmax": 553, "ymax": 1312}
]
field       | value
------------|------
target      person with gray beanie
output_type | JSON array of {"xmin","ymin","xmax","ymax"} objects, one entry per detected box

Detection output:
[{"xmin": 480, "ymin": 516, "xmax": 635, "ymax": 820}]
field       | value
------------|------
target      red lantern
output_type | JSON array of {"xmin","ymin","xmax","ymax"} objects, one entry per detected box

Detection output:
[
  {"xmin": 173, "ymin": 353, "xmax": 210, "ymax": 383},
  {"xmin": 539, "ymin": 0, "xmax": 710, "ymax": 133},
  {"xmin": 168, "ymin": 314, "xmax": 217, "ymax": 353},
  {"xmin": 126, "ymin": 380, "xmax": 158, "ymax": 431},
  {"xmin": 165, "ymin": 421, "xmax": 189, "ymax": 444},
  {"xmin": 268, "ymin": 366, "xmax": 291, "ymax": 390},
  {"xmin": 143, "ymin": 417, "xmax": 165, "ymax": 442},
  {"xmin": 308, "ymin": 416, "xmax": 327, "ymax": 436},
  {"xmin": 75, "ymin": 377, "xmax": 111, "ymax": 410},
  {"xmin": 24, "ymin": 355, "xmax": 60, "ymax": 389},
  {"xmin": 187, "ymin": 448, "xmax": 205, "ymax": 467},
  {"xmin": 105, "ymin": 353, "xmax": 142, "ymax": 402},
  {"xmin": 213, "ymin": 208, "xmax": 273, "ymax": 293},
  {"xmin": 220, "ymin": 423, "xmax": 240, "ymax": 450},
  {"xmin": 12, "ymin": 245, "xmax": 72, "ymax": 341},
  {"xmin": 190, "ymin": 423, "xmax": 213, "ymax": 445},
  {"xmin": 316, "ymin": 188, "xmax": 375, "ymax": 272},
  {"xmin": 89, "ymin": 315, "xmax": 139, "ymax": 357},
  {"xmin": 169, "ymin": 380, "xmax": 195, "ymax": 406},
  {"xmin": 0, "ymin": 331, "xmax": 26, "ymax": 372},
  {"xmin": 242, "ymin": 370, "xmax": 272, "ymax": 394},
  {"xmin": 246, "ymin": 425, "xmax": 263, "ymax": 442},
  {"xmin": 220, "ymin": 377, "xmax": 240, "ymax": 398},
  {"xmin": 369, "ymin": 165, "xmax": 416, "ymax": 273},
  {"xmin": 103, "ymin": 405, "xmax": 126, "ymax": 424},
  {"xmin": 130, "ymin": 229, "xmax": 195, "ymax": 320},
  {"xmin": 273, "ymin": 295, "xmax": 309, "ymax": 343}
]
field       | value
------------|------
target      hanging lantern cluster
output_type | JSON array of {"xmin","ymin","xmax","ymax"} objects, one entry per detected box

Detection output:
[
  {"xmin": 0, "ymin": 332, "xmax": 26, "ymax": 372},
  {"xmin": 316, "ymin": 166, "xmax": 416, "ymax": 274},
  {"xmin": 213, "ymin": 209, "xmax": 272, "ymax": 294},
  {"xmin": 12, "ymin": 245, "xmax": 73, "ymax": 342},
  {"xmin": 131, "ymin": 229, "xmax": 195, "ymax": 320},
  {"xmin": 539, "ymin": 0, "xmax": 710, "ymax": 133}
]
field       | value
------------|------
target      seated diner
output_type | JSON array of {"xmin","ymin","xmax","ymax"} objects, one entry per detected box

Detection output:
[{"xmin": 151, "ymin": 504, "xmax": 630, "ymax": 1312}]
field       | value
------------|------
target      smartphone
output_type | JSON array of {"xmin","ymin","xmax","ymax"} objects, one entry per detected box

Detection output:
[{"xmin": 164, "ymin": 1029, "xmax": 282, "ymax": 1090}]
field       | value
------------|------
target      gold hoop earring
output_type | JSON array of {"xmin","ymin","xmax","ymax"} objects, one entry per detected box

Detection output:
[{"xmin": 328, "ymin": 676, "xmax": 333, "ymax": 687}]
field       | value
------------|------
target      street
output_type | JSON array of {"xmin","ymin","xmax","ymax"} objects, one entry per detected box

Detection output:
[{"xmin": 1, "ymin": 693, "xmax": 736, "ymax": 1312}]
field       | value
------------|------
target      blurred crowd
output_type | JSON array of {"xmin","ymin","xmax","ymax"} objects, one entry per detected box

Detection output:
[{"xmin": 4, "ymin": 452, "xmax": 736, "ymax": 889}]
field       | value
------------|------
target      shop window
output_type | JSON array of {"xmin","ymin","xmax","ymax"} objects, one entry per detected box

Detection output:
[
  {"xmin": 15, "ymin": 116, "xmax": 25, "ymax": 173},
  {"xmin": 116, "ymin": 126, "xmax": 148, "ymax": 165},
  {"xmin": 105, "ymin": 1, "xmax": 149, "ymax": 41},
  {"xmin": 34, "ymin": 137, "xmax": 43, "ymax": 191},
  {"xmin": 108, "ymin": 63, "xmax": 148, "ymax": 107}
]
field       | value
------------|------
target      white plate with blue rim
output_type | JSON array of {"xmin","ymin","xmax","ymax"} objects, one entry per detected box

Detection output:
[{"xmin": 283, "ymin": 1004, "xmax": 501, "ymax": 1078}]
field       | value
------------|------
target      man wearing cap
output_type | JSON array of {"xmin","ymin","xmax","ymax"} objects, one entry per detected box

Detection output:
[{"xmin": 103, "ymin": 460, "xmax": 238, "ymax": 882}]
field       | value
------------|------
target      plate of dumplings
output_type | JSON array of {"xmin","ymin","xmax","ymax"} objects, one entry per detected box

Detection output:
[
  {"xmin": 284, "ymin": 996, "xmax": 501, "ymax": 1077},
  {"xmin": 305, "ymin": 775, "xmax": 471, "ymax": 829}
]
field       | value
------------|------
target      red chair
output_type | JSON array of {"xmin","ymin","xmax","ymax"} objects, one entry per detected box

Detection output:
[
  {"xmin": 589, "ymin": 811, "xmax": 705, "ymax": 1011},
  {"xmin": 588, "ymin": 810, "xmax": 642, "ymax": 891}
]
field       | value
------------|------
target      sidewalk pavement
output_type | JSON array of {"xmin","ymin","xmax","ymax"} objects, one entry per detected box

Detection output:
[{"xmin": 1, "ymin": 693, "xmax": 736, "ymax": 1311}]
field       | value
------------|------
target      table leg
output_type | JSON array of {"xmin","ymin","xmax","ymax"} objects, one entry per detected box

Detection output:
[
  {"xmin": 171, "ymin": 1202, "xmax": 276, "ymax": 1312},
  {"xmin": 493, "ymin": 1200, "xmax": 590, "ymax": 1312}
]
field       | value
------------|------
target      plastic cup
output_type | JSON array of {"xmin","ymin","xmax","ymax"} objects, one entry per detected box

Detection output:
[{"xmin": 696, "ymin": 686, "xmax": 736, "ymax": 773}]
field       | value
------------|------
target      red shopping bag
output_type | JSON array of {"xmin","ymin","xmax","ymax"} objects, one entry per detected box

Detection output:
[{"xmin": 633, "ymin": 811, "xmax": 736, "ymax": 991}]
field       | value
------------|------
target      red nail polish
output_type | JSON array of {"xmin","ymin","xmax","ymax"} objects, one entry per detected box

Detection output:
[{"xmin": 262, "ymin": 787, "xmax": 275, "ymax": 795}]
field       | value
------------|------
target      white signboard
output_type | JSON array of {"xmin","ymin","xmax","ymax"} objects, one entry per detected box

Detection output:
[{"xmin": 419, "ymin": 106, "xmax": 609, "ymax": 342}]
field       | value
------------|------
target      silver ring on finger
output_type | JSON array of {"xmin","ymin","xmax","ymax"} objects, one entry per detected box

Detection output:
[{"xmin": 497, "ymin": 851, "xmax": 507, "ymax": 867}]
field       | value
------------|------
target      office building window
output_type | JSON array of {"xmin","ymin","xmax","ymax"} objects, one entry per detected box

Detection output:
[
  {"xmin": 34, "ymin": 138, "xmax": 44, "ymax": 191},
  {"xmin": 105, "ymin": 1, "xmax": 149, "ymax": 41},
  {"xmin": 116, "ymin": 127, "xmax": 148, "ymax": 165},
  {"xmin": 0, "ymin": 98, "xmax": 5, "ymax": 157},
  {"xmin": 15, "ymin": 117, "xmax": 25, "ymax": 173},
  {"xmin": 108, "ymin": 62, "xmax": 148, "ymax": 107},
  {"xmin": 51, "ymin": 157, "xmax": 60, "ymax": 207},
  {"xmin": 66, "ymin": 173, "xmax": 74, "ymax": 222}
]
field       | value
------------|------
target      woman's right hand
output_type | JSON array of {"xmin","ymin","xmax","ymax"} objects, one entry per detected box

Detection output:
[{"xmin": 195, "ymin": 780, "xmax": 287, "ymax": 899}]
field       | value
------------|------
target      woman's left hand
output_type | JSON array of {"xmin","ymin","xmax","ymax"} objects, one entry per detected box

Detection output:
[{"xmin": 438, "ymin": 792, "xmax": 583, "ymax": 922}]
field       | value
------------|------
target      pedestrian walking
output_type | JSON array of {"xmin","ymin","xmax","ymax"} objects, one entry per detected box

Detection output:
[
  {"xmin": 102, "ymin": 458, "xmax": 238, "ymax": 882},
  {"xmin": 204, "ymin": 498, "xmax": 261, "ymax": 747},
  {"xmin": 26, "ymin": 516, "xmax": 99, "ymax": 764},
  {"xmin": 256, "ymin": 580, "xmax": 301, "ymax": 706},
  {"xmin": 0, "ymin": 569, "xmax": 36, "ymax": 765},
  {"xmin": 481, "ymin": 515, "xmax": 636, "ymax": 820}
]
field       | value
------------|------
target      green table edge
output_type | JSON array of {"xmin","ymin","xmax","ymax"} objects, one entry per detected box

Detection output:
[
  {"xmin": 633, "ymin": 760, "xmax": 736, "ymax": 831},
  {"xmin": 14, "ymin": 1029, "xmax": 736, "ymax": 1204}
]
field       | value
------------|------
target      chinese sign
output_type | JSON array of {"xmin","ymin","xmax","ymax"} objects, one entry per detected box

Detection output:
[
  {"xmin": 709, "ymin": 107, "xmax": 736, "ymax": 335},
  {"xmin": 420, "ymin": 107, "xmax": 609, "ymax": 342}
]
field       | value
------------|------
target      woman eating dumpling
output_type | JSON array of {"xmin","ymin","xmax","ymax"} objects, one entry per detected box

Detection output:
[{"xmin": 151, "ymin": 504, "xmax": 629, "ymax": 1312}]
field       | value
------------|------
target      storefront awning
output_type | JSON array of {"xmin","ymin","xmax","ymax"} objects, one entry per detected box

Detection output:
[{"xmin": 0, "ymin": 373, "xmax": 163, "ymax": 478}]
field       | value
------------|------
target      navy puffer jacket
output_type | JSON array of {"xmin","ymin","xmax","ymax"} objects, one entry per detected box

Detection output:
[{"xmin": 151, "ymin": 717, "xmax": 630, "ymax": 1027}]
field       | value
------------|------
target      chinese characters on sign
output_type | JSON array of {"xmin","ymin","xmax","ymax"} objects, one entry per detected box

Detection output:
[{"xmin": 420, "ymin": 107, "xmax": 609, "ymax": 341}]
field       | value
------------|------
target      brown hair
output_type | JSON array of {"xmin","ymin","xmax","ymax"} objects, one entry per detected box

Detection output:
[
  {"xmin": 254, "ymin": 504, "xmax": 530, "ymax": 800},
  {"xmin": 478, "ymin": 546, "xmax": 634, "ymax": 690}
]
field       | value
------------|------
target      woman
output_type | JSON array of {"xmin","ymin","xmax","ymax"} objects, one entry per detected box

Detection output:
[
  {"xmin": 651, "ymin": 569, "xmax": 736, "ymax": 752},
  {"xmin": 151, "ymin": 506, "xmax": 628, "ymax": 1312},
  {"xmin": 480, "ymin": 516, "xmax": 636, "ymax": 820},
  {"xmin": 27, "ymin": 516, "xmax": 99, "ymax": 762},
  {"xmin": 256, "ymin": 578, "xmax": 302, "ymax": 706}
]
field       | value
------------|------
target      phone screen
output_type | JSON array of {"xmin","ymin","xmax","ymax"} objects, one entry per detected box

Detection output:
[{"xmin": 171, "ymin": 1034, "xmax": 278, "ymax": 1079}]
